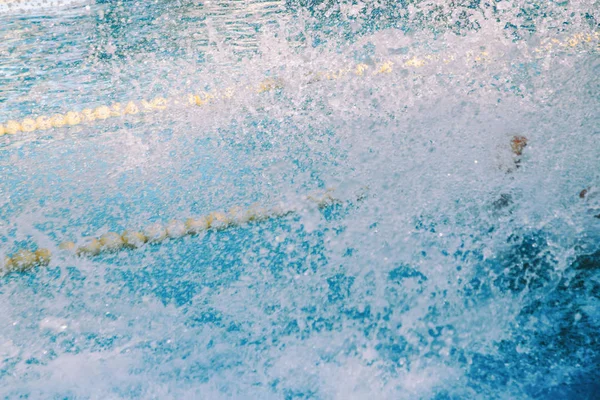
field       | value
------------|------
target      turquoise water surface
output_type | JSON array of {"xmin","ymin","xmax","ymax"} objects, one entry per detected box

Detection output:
[{"xmin": 1, "ymin": 1, "xmax": 599, "ymax": 398}]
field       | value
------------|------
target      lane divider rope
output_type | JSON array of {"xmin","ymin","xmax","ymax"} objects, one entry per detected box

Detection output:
[
  {"xmin": 0, "ymin": 187, "xmax": 365, "ymax": 276},
  {"xmin": 0, "ymin": 31, "xmax": 597, "ymax": 138}
]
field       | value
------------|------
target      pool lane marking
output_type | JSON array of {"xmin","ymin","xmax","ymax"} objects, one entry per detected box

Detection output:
[
  {"xmin": 1, "ymin": 31, "xmax": 597, "ymax": 138},
  {"xmin": 1, "ymin": 187, "xmax": 365, "ymax": 276}
]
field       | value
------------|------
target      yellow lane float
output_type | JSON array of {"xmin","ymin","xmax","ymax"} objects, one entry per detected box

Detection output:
[
  {"xmin": 1, "ymin": 31, "xmax": 595, "ymax": 138},
  {"xmin": 1, "ymin": 188, "xmax": 359, "ymax": 277}
]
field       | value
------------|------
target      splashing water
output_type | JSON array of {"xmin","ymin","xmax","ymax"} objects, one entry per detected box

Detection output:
[{"xmin": 1, "ymin": 1, "xmax": 599, "ymax": 398}]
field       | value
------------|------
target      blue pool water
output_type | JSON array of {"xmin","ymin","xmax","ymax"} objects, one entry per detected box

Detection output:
[{"xmin": 1, "ymin": 1, "xmax": 599, "ymax": 398}]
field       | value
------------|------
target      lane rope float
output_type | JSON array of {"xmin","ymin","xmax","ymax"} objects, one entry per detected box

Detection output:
[
  {"xmin": 0, "ymin": 187, "xmax": 366, "ymax": 277},
  {"xmin": 0, "ymin": 31, "xmax": 597, "ymax": 139}
]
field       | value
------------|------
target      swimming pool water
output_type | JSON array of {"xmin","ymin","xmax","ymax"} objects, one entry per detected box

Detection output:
[{"xmin": 1, "ymin": 1, "xmax": 599, "ymax": 398}]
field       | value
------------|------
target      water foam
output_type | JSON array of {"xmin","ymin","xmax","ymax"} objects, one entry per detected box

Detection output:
[{"xmin": 1, "ymin": 0, "xmax": 599, "ymax": 398}]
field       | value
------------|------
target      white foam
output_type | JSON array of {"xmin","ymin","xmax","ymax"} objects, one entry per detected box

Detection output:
[{"xmin": 0, "ymin": 0, "xmax": 91, "ymax": 15}]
